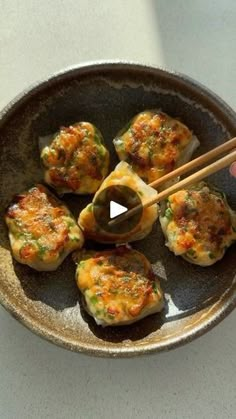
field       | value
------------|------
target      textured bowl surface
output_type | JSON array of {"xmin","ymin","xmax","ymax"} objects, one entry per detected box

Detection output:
[{"xmin": 0, "ymin": 62, "xmax": 235, "ymax": 357}]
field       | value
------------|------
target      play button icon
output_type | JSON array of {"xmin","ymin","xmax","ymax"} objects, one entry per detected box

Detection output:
[
  {"xmin": 93, "ymin": 185, "xmax": 143, "ymax": 235},
  {"xmin": 110, "ymin": 201, "xmax": 127, "ymax": 219}
]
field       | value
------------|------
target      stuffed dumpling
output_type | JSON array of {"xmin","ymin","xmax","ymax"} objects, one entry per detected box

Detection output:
[
  {"xmin": 40, "ymin": 122, "xmax": 109, "ymax": 194},
  {"xmin": 159, "ymin": 182, "xmax": 236, "ymax": 266},
  {"xmin": 113, "ymin": 110, "xmax": 199, "ymax": 184},
  {"xmin": 74, "ymin": 246, "xmax": 164, "ymax": 326},
  {"xmin": 5, "ymin": 184, "xmax": 84, "ymax": 271},
  {"xmin": 78, "ymin": 162, "xmax": 158, "ymax": 243}
]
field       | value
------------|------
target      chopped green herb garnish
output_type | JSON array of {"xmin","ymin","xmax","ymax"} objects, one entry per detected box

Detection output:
[
  {"xmin": 187, "ymin": 248, "xmax": 196, "ymax": 257},
  {"xmin": 14, "ymin": 232, "xmax": 25, "ymax": 239},
  {"xmin": 124, "ymin": 121, "xmax": 132, "ymax": 131},
  {"xmin": 87, "ymin": 203, "xmax": 93, "ymax": 212},
  {"xmin": 67, "ymin": 220, "xmax": 75, "ymax": 228},
  {"xmin": 84, "ymin": 129, "xmax": 90, "ymax": 137},
  {"xmin": 94, "ymin": 134, "xmax": 101, "ymax": 145},
  {"xmin": 70, "ymin": 236, "xmax": 80, "ymax": 242},
  {"xmin": 79, "ymin": 261, "xmax": 86, "ymax": 268},
  {"xmin": 37, "ymin": 243, "xmax": 49, "ymax": 258},
  {"xmin": 115, "ymin": 138, "xmax": 124, "ymax": 149},
  {"xmin": 152, "ymin": 282, "xmax": 158, "ymax": 294},
  {"xmin": 90, "ymin": 295, "xmax": 98, "ymax": 305},
  {"xmin": 165, "ymin": 207, "xmax": 173, "ymax": 220},
  {"xmin": 42, "ymin": 152, "xmax": 49, "ymax": 162},
  {"xmin": 122, "ymin": 276, "xmax": 130, "ymax": 282},
  {"xmin": 186, "ymin": 193, "xmax": 195, "ymax": 203},
  {"xmin": 98, "ymin": 146, "xmax": 106, "ymax": 159},
  {"xmin": 148, "ymin": 149, "xmax": 153, "ymax": 161},
  {"xmin": 208, "ymin": 252, "xmax": 215, "ymax": 260}
]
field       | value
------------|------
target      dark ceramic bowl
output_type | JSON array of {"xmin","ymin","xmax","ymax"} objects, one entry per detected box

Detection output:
[{"xmin": 0, "ymin": 62, "xmax": 235, "ymax": 357}]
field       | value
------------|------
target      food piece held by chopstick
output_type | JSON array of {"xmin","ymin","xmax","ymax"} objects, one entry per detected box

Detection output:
[
  {"xmin": 5, "ymin": 184, "xmax": 84, "ymax": 271},
  {"xmin": 74, "ymin": 246, "xmax": 164, "ymax": 326},
  {"xmin": 110, "ymin": 139, "xmax": 236, "ymax": 228},
  {"xmin": 159, "ymin": 182, "xmax": 236, "ymax": 266},
  {"xmin": 113, "ymin": 110, "xmax": 199, "ymax": 184},
  {"xmin": 78, "ymin": 162, "xmax": 158, "ymax": 243},
  {"xmin": 40, "ymin": 122, "xmax": 109, "ymax": 194}
]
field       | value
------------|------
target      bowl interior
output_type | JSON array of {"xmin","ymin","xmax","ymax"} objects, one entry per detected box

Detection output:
[{"xmin": 0, "ymin": 63, "xmax": 235, "ymax": 356}]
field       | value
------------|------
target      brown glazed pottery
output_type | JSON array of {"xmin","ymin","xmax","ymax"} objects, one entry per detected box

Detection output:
[{"xmin": 0, "ymin": 62, "xmax": 235, "ymax": 357}]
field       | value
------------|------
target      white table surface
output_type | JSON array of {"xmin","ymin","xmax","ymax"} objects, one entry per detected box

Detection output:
[{"xmin": 0, "ymin": 1, "xmax": 235, "ymax": 418}]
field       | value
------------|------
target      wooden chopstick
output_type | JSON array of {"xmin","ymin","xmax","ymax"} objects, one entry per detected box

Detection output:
[
  {"xmin": 109, "ymin": 140, "xmax": 236, "ymax": 226},
  {"xmin": 149, "ymin": 136, "xmax": 236, "ymax": 189}
]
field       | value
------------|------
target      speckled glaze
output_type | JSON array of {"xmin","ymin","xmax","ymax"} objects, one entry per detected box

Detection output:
[{"xmin": 0, "ymin": 62, "xmax": 235, "ymax": 357}]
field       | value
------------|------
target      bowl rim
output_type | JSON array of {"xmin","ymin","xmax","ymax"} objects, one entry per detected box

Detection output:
[
  {"xmin": 1, "ymin": 60, "xmax": 236, "ymax": 125},
  {"xmin": 0, "ymin": 60, "xmax": 235, "ymax": 357}
]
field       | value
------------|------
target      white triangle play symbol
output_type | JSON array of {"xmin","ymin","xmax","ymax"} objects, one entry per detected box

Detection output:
[{"xmin": 109, "ymin": 200, "xmax": 128, "ymax": 219}]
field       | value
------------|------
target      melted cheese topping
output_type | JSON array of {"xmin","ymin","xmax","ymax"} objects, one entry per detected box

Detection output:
[
  {"xmin": 41, "ymin": 122, "xmax": 109, "ymax": 194},
  {"xmin": 5, "ymin": 184, "xmax": 84, "ymax": 271},
  {"xmin": 114, "ymin": 110, "xmax": 199, "ymax": 183},
  {"xmin": 78, "ymin": 162, "xmax": 158, "ymax": 243},
  {"xmin": 160, "ymin": 183, "xmax": 236, "ymax": 266},
  {"xmin": 75, "ymin": 247, "xmax": 164, "ymax": 326}
]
